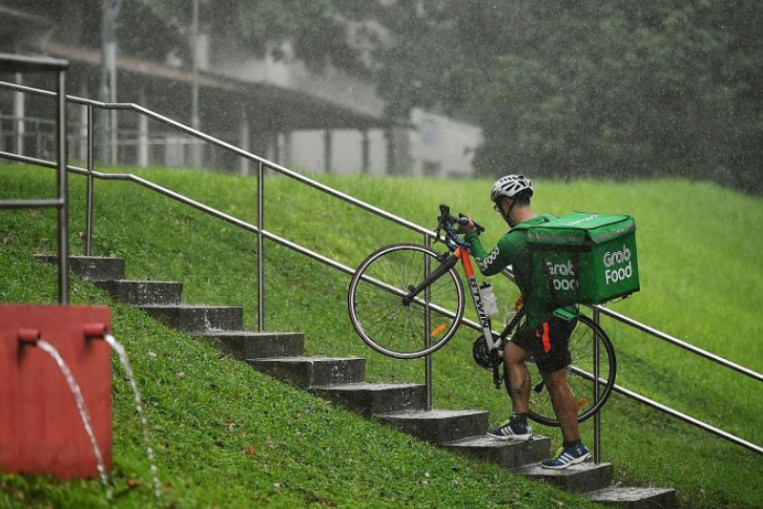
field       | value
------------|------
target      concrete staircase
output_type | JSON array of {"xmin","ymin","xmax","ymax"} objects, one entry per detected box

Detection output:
[{"xmin": 46, "ymin": 255, "xmax": 677, "ymax": 508}]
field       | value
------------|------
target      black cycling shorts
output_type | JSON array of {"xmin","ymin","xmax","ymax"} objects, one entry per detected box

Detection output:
[{"xmin": 511, "ymin": 316, "xmax": 576, "ymax": 374}]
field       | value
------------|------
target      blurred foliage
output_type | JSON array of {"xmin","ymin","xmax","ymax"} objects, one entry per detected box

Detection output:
[
  {"xmin": 0, "ymin": 0, "xmax": 186, "ymax": 61},
  {"xmin": 9, "ymin": 0, "xmax": 757, "ymax": 193},
  {"xmin": 375, "ymin": 0, "xmax": 762, "ymax": 194}
]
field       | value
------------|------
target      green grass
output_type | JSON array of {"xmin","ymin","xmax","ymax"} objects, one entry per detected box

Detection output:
[
  {"xmin": 0, "ymin": 168, "xmax": 601, "ymax": 509},
  {"xmin": 2, "ymin": 163, "xmax": 762, "ymax": 508},
  {"xmin": 0, "ymin": 264, "xmax": 597, "ymax": 509}
]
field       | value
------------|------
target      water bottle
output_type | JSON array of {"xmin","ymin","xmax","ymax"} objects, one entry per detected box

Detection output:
[{"xmin": 479, "ymin": 282, "xmax": 499, "ymax": 317}]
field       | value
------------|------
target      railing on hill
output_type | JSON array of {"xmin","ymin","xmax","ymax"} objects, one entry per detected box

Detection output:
[
  {"xmin": 1, "ymin": 78, "xmax": 761, "ymax": 461},
  {"xmin": 0, "ymin": 54, "xmax": 70, "ymax": 304}
]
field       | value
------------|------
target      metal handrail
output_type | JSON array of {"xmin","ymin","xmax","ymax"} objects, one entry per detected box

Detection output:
[
  {"xmin": 568, "ymin": 365, "xmax": 763, "ymax": 456},
  {"xmin": 1, "ymin": 79, "xmax": 761, "ymax": 458},
  {"xmin": 0, "ymin": 56, "xmax": 69, "ymax": 304},
  {"xmin": 611, "ymin": 382, "xmax": 763, "ymax": 455},
  {"xmin": 0, "ymin": 80, "xmax": 434, "ymax": 239},
  {"xmin": 500, "ymin": 267, "xmax": 763, "ymax": 384},
  {"xmin": 592, "ymin": 305, "xmax": 763, "ymax": 383}
]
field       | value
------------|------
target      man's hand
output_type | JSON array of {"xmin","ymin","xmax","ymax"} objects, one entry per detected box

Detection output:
[{"xmin": 457, "ymin": 217, "xmax": 476, "ymax": 234}]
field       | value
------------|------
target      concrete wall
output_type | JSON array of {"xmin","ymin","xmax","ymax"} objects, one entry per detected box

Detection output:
[
  {"xmin": 408, "ymin": 109, "xmax": 483, "ymax": 178},
  {"xmin": 288, "ymin": 129, "xmax": 388, "ymax": 176},
  {"xmin": 282, "ymin": 112, "xmax": 482, "ymax": 178}
]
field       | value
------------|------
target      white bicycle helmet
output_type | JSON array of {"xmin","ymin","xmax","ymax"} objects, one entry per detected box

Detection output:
[{"xmin": 490, "ymin": 175, "xmax": 533, "ymax": 203}]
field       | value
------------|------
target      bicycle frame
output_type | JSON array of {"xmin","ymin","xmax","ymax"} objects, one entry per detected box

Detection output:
[
  {"xmin": 455, "ymin": 248, "xmax": 499, "ymax": 351},
  {"xmin": 403, "ymin": 244, "xmax": 500, "ymax": 352}
]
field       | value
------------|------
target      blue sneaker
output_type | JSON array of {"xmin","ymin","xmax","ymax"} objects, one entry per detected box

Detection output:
[
  {"xmin": 541, "ymin": 442, "xmax": 591, "ymax": 469},
  {"xmin": 487, "ymin": 417, "xmax": 532, "ymax": 441}
]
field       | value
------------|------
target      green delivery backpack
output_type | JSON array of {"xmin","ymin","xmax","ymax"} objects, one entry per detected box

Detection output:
[{"xmin": 513, "ymin": 212, "xmax": 640, "ymax": 307}]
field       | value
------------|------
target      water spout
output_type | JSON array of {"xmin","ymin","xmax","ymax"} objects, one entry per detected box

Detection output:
[
  {"xmin": 103, "ymin": 334, "xmax": 162, "ymax": 500},
  {"xmin": 34, "ymin": 339, "xmax": 112, "ymax": 500}
]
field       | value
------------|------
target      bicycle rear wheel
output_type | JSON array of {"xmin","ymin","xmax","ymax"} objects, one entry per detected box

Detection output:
[
  {"xmin": 504, "ymin": 314, "xmax": 616, "ymax": 426},
  {"xmin": 348, "ymin": 243, "xmax": 465, "ymax": 359}
]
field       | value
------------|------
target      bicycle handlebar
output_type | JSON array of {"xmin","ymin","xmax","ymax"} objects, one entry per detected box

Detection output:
[{"xmin": 438, "ymin": 204, "xmax": 486, "ymax": 234}]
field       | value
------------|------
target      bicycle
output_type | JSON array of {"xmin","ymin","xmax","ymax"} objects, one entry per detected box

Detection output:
[{"xmin": 348, "ymin": 204, "xmax": 616, "ymax": 426}]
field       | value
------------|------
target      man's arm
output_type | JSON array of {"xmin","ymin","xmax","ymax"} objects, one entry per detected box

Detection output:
[{"xmin": 464, "ymin": 231, "xmax": 515, "ymax": 276}]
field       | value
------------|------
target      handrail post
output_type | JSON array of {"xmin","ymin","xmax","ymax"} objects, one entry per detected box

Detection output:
[
  {"xmin": 56, "ymin": 69, "xmax": 69, "ymax": 304},
  {"xmin": 593, "ymin": 305, "xmax": 602, "ymax": 464},
  {"xmin": 85, "ymin": 104, "xmax": 94, "ymax": 256},
  {"xmin": 424, "ymin": 235, "xmax": 433, "ymax": 410},
  {"xmin": 257, "ymin": 161, "xmax": 265, "ymax": 331}
]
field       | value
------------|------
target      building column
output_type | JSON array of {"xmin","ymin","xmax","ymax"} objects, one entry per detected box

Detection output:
[
  {"xmin": 163, "ymin": 135, "xmax": 173, "ymax": 167},
  {"xmin": 106, "ymin": 44, "xmax": 118, "ymax": 165},
  {"xmin": 189, "ymin": 0, "xmax": 201, "ymax": 168},
  {"xmin": 99, "ymin": 0, "xmax": 119, "ymax": 165},
  {"xmin": 283, "ymin": 130, "xmax": 292, "ymax": 168},
  {"xmin": 323, "ymin": 129, "xmax": 333, "ymax": 174},
  {"xmin": 271, "ymin": 131, "xmax": 280, "ymax": 164},
  {"xmin": 384, "ymin": 127, "xmax": 395, "ymax": 175},
  {"xmin": 0, "ymin": 99, "xmax": 4, "ymax": 152},
  {"xmin": 138, "ymin": 87, "xmax": 149, "ymax": 167},
  {"xmin": 240, "ymin": 111, "xmax": 250, "ymax": 176},
  {"xmin": 361, "ymin": 128, "xmax": 370, "ymax": 174},
  {"xmin": 14, "ymin": 73, "xmax": 25, "ymax": 156},
  {"xmin": 110, "ymin": 86, "xmax": 118, "ymax": 165},
  {"xmin": 78, "ymin": 82, "xmax": 89, "ymax": 162}
]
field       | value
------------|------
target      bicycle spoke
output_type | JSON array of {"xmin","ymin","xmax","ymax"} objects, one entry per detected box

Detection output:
[
  {"xmin": 516, "ymin": 315, "xmax": 616, "ymax": 427},
  {"xmin": 349, "ymin": 244, "xmax": 464, "ymax": 358}
]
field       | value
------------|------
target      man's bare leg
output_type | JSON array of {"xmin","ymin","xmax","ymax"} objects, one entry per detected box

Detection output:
[
  {"xmin": 487, "ymin": 342, "xmax": 534, "ymax": 439},
  {"xmin": 505, "ymin": 342, "xmax": 531, "ymax": 412},
  {"xmin": 543, "ymin": 368, "xmax": 580, "ymax": 443},
  {"xmin": 540, "ymin": 367, "xmax": 592, "ymax": 468}
]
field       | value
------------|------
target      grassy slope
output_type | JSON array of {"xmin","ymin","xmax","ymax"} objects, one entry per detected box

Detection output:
[
  {"xmin": 0, "ymin": 172, "xmax": 598, "ymax": 508},
  {"xmin": 2, "ymin": 164, "xmax": 763, "ymax": 508}
]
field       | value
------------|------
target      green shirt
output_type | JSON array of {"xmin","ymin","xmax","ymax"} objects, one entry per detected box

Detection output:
[{"xmin": 464, "ymin": 214, "xmax": 558, "ymax": 329}]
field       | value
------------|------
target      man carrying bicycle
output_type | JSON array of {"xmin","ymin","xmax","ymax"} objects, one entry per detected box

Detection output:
[{"xmin": 458, "ymin": 175, "xmax": 591, "ymax": 469}]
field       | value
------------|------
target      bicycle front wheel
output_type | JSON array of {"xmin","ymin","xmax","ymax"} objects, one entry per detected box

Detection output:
[
  {"xmin": 348, "ymin": 243, "xmax": 465, "ymax": 359},
  {"xmin": 504, "ymin": 314, "xmax": 617, "ymax": 426}
]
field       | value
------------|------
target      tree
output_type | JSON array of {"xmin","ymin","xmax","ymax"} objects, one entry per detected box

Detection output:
[{"xmin": 375, "ymin": 0, "xmax": 762, "ymax": 193}]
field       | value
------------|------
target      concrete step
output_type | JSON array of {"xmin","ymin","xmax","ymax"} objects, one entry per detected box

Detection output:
[
  {"xmin": 192, "ymin": 331, "xmax": 305, "ymax": 360},
  {"xmin": 443, "ymin": 435, "xmax": 552, "ymax": 470},
  {"xmin": 249, "ymin": 356, "xmax": 365, "ymax": 388},
  {"xmin": 515, "ymin": 461, "xmax": 614, "ymax": 493},
  {"xmin": 35, "ymin": 256, "xmax": 673, "ymax": 502},
  {"xmin": 94, "ymin": 279, "xmax": 183, "ymax": 305},
  {"xmin": 376, "ymin": 409, "xmax": 489, "ymax": 444},
  {"xmin": 137, "ymin": 305, "xmax": 243, "ymax": 333},
  {"xmin": 36, "ymin": 255, "xmax": 125, "ymax": 281},
  {"xmin": 310, "ymin": 383, "xmax": 427, "ymax": 416},
  {"xmin": 586, "ymin": 486, "xmax": 677, "ymax": 509}
]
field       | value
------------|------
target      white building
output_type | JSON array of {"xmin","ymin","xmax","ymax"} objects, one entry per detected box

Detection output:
[{"xmin": 0, "ymin": 1, "xmax": 483, "ymax": 178}]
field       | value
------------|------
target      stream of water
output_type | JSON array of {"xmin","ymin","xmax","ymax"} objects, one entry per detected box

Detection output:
[
  {"xmin": 104, "ymin": 334, "xmax": 162, "ymax": 500},
  {"xmin": 36, "ymin": 340, "xmax": 112, "ymax": 500}
]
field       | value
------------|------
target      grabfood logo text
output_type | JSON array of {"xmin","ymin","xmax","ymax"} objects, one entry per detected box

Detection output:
[
  {"xmin": 545, "ymin": 261, "xmax": 579, "ymax": 291},
  {"xmin": 603, "ymin": 245, "xmax": 633, "ymax": 285}
]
